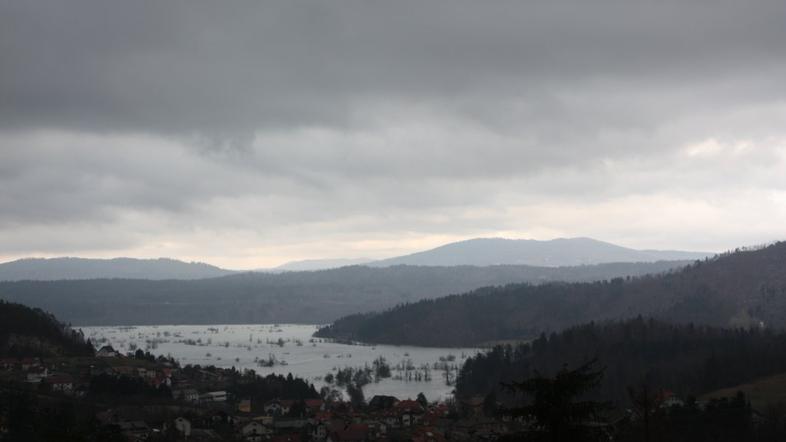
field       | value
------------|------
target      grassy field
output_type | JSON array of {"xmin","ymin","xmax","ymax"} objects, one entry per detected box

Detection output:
[{"xmin": 702, "ymin": 372, "xmax": 786, "ymax": 412}]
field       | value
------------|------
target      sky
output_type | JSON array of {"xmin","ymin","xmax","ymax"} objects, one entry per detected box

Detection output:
[{"xmin": 2, "ymin": 1, "xmax": 786, "ymax": 269}]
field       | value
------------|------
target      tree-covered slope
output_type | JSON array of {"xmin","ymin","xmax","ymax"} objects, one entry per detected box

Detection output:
[
  {"xmin": 316, "ymin": 242, "xmax": 786, "ymax": 346},
  {"xmin": 0, "ymin": 261, "xmax": 688, "ymax": 326},
  {"xmin": 0, "ymin": 300, "xmax": 94, "ymax": 357},
  {"xmin": 455, "ymin": 318, "xmax": 786, "ymax": 406}
]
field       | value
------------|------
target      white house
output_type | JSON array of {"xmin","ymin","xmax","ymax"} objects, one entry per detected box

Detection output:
[
  {"xmin": 263, "ymin": 399, "xmax": 290, "ymax": 415},
  {"xmin": 173, "ymin": 388, "xmax": 200, "ymax": 402},
  {"xmin": 47, "ymin": 374, "xmax": 75, "ymax": 394},
  {"xmin": 26, "ymin": 367, "xmax": 48, "ymax": 383},
  {"xmin": 97, "ymin": 345, "xmax": 118, "ymax": 357},
  {"xmin": 201, "ymin": 390, "xmax": 228, "ymax": 403},
  {"xmin": 241, "ymin": 421, "xmax": 273, "ymax": 442}
]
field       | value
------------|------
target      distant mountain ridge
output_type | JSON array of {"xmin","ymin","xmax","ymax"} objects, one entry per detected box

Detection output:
[
  {"xmin": 273, "ymin": 258, "xmax": 374, "ymax": 272},
  {"xmin": 0, "ymin": 257, "xmax": 234, "ymax": 281},
  {"xmin": 0, "ymin": 261, "xmax": 691, "ymax": 326},
  {"xmin": 370, "ymin": 237, "xmax": 711, "ymax": 267},
  {"xmin": 0, "ymin": 238, "xmax": 710, "ymax": 279},
  {"xmin": 316, "ymin": 242, "xmax": 786, "ymax": 347}
]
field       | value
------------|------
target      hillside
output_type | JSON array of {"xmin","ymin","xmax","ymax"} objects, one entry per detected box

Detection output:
[
  {"xmin": 0, "ymin": 261, "xmax": 687, "ymax": 326},
  {"xmin": 0, "ymin": 300, "xmax": 94, "ymax": 357},
  {"xmin": 702, "ymin": 373, "xmax": 786, "ymax": 412},
  {"xmin": 455, "ymin": 318, "xmax": 786, "ymax": 407},
  {"xmin": 316, "ymin": 242, "xmax": 786, "ymax": 346},
  {"xmin": 0, "ymin": 257, "xmax": 235, "ymax": 281},
  {"xmin": 370, "ymin": 237, "xmax": 711, "ymax": 267}
]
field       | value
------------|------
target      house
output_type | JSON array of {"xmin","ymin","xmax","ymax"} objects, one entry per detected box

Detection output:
[
  {"xmin": 0, "ymin": 358, "xmax": 17, "ymax": 370},
  {"xmin": 97, "ymin": 345, "xmax": 118, "ymax": 357},
  {"xmin": 173, "ymin": 388, "xmax": 200, "ymax": 402},
  {"xmin": 201, "ymin": 390, "xmax": 228, "ymax": 403},
  {"xmin": 251, "ymin": 415, "xmax": 274, "ymax": 425},
  {"xmin": 395, "ymin": 399, "xmax": 425, "ymax": 427},
  {"xmin": 207, "ymin": 410, "xmax": 235, "ymax": 426},
  {"xmin": 238, "ymin": 399, "xmax": 252, "ymax": 413},
  {"xmin": 366, "ymin": 420, "xmax": 388, "ymax": 439},
  {"xmin": 136, "ymin": 367, "xmax": 156, "ymax": 380},
  {"xmin": 311, "ymin": 422, "xmax": 328, "ymax": 440},
  {"xmin": 659, "ymin": 390, "xmax": 685, "ymax": 409},
  {"xmin": 47, "ymin": 374, "xmax": 75, "ymax": 394},
  {"xmin": 174, "ymin": 417, "xmax": 192, "ymax": 437},
  {"xmin": 152, "ymin": 373, "xmax": 172, "ymax": 388},
  {"xmin": 20, "ymin": 357, "xmax": 41, "ymax": 370},
  {"xmin": 26, "ymin": 367, "xmax": 48, "ymax": 383},
  {"xmin": 264, "ymin": 399, "xmax": 290, "ymax": 415},
  {"xmin": 241, "ymin": 421, "xmax": 273, "ymax": 442},
  {"xmin": 274, "ymin": 418, "xmax": 308, "ymax": 431},
  {"xmin": 304, "ymin": 398, "xmax": 325, "ymax": 413}
]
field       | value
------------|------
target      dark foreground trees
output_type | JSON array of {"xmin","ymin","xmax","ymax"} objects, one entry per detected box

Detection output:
[{"xmin": 500, "ymin": 359, "xmax": 611, "ymax": 442}]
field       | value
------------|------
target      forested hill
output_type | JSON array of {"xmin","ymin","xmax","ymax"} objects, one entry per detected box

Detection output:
[
  {"xmin": 315, "ymin": 242, "xmax": 786, "ymax": 347},
  {"xmin": 0, "ymin": 261, "xmax": 687, "ymax": 326},
  {"xmin": 0, "ymin": 301, "xmax": 94, "ymax": 357},
  {"xmin": 455, "ymin": 318, "xmax": 786, "ymax": 406},
  {"xmin": 0, "ymin": 257, "xmax": 234, "ymax": 281}
]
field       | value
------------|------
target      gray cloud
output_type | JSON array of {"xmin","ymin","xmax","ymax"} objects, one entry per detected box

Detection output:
[
  {"xmin": 3, "ymin": 1, "xmax": 786, "ymax": 135},
  {"xmin": 1, "ymin": 1, "xmax": 786, "ymax": 267}
]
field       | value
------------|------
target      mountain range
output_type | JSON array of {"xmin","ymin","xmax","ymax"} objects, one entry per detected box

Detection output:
[
  {"xmin": 0, "ymin": 237, "xmax": 710, "ymax": 280},
  {"xmin": 0, "ymin": 261, "xmax": 690, "ymax": 326}
]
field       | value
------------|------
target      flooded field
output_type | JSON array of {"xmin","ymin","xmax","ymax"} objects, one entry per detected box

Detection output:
[{"xmin": 81, "ymin": 324, "xmax": 480, "ymax": 401}]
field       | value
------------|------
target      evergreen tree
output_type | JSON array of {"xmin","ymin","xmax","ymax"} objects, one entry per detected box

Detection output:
[{"xmin": 502, "ymin": 359, "xmax": 610, "ymax": 442}]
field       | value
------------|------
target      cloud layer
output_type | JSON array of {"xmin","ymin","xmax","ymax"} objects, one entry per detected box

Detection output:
[{"xmin": 2, "ymin": 1, "xmax": 786, "ymax": 267}]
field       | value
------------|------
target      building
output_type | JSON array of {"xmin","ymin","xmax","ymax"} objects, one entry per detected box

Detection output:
[
  {"xmin": 47, "ymin": 374, "xmax": 75, "ymax": 394},
  {"xmin": 264, "ymin": 399, "xmax": 290, "ymax": 415},
  {"xmin": 173, "ymin": 388, "xmax": 200, "ymax": 402},
  {"xmin": 241, "ymin": 421, "xmax": 273, "ymax": 442},
  {"xmin": 97, "ymin": 345, "xmax": 118, "ymax": 357},
  {"xmin": 26, "ymin": 367, "xmax": 48, "ymax": 383},
  {"xmin": 238, "ymin": 399, "xmax": 252, "ymax": 413},
  {"xmin": 201, "ymin": 390, "xmax": 228, "ymax": 403}
]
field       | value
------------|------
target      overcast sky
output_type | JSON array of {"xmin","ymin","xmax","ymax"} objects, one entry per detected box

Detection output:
[{"xmin": 2, "ymin": 1, "xmax": 786, "ymax": 269}]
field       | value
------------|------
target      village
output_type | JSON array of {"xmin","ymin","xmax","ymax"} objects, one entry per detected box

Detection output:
[{"xmin": 0, "ymin": 344, "xmax": 527, "ymax": 441}]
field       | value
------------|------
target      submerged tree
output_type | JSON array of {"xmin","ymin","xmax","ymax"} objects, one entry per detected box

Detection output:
[{"xmin": 502, "ymin": 358, "xmax": 610, "ymax": 442}]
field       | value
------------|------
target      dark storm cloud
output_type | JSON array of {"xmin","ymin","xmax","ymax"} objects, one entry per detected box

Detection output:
[{"xmin": 2, "ymin": 1, "xmax": 785, "ymax": 135}]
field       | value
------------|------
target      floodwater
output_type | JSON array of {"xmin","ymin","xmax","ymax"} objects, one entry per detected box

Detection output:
[{"xmin": 81, "ymin": 324, "xmax": 480, "ymax": 401}]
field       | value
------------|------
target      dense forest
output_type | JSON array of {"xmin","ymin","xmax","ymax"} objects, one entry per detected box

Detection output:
[
  {"xmin": 0, "ymin": 261, "xmax": 686, "ymax": 326},
  {"xmin": 0, "ymin": 300, "xmax": 94, "ymax": 357},
  {"xmin": 317, "ymin": 243, "xmax": 786, "ymax": 346},
  {"xmin": 456, "ymin": 318, "xmax": 786, "ymax": 408}
]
